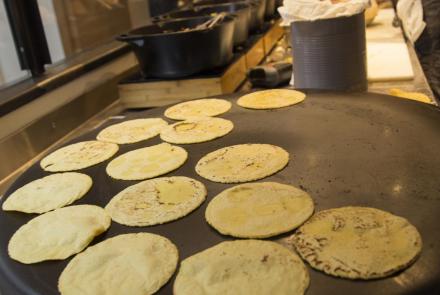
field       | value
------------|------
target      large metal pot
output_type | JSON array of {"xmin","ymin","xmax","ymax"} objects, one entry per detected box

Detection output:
[
  {"xmin": 264, "ymin": 0, "xmax": 276, "ymax": 19},
  {"xmin": 163, "ymin": 3, "xmax": 251, "ymax": 46},
  {"xmin": 195, "ymin": 0, "xmax": 265, "ymax": 32},
  {"xmin": 249, "ymin": 0, "xmax": 266, "ymax": 31},
  {"xmin": 117, "ymin": 16, "xmax": 234, "ymax": 78}
]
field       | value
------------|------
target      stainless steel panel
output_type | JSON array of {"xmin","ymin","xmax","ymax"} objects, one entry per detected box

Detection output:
[{"xmin": 0, "ymin": 79, "xmax": 123, "ymax": 190}]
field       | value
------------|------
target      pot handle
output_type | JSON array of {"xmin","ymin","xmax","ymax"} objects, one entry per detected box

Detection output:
[
  {"xmin": 116, "ymin": 34, "xmax": 130, "ymax": 42},
  {"xmin": 152, "ymin": 15, "xmax": 168, "ymax": 23}
]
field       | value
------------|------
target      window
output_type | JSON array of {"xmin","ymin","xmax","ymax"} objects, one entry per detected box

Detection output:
[
  {"xmin": 38, "ymin": 0, "xmax": 153, "ymax": 64},
  {"xmin": 1, "ymin": 0, "xmax": 155, "ymax": 82},
  {"xmin": 0, "ymin": 0, "xmax": 188, "ymax": 114},
  {"xmin": 0, "ymin": 1, "xmax": 30, "ymax": 88},
  {"xmin": 36, "ymin": 0, "xmax": 191, "ymax": 65},
  {"xmin": 2, "ymin": 0, "xmax": 190, "ymax": 80}
]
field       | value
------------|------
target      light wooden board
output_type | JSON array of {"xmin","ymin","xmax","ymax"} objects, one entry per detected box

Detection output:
[{"xmin": 367, "ymin": 42, "xmax": 414, "ymax": 82}]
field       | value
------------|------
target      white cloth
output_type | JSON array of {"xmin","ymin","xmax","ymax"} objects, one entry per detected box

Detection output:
[
  {"xmin": 396, "ymin": 0, "xmax": 426, "ymax": 43},
  {"xmin": 278, "ymin": 0, "xmax": 369, "ymax": 25}
]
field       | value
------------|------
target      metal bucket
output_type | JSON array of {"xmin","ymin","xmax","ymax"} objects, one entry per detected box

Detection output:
[{"xmin": 290, "ymin": 12, "xmax": 367, "ymax": 91}]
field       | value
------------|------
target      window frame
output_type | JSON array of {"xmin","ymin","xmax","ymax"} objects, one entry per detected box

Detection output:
[
  {"xmin": 0, "ymin": 0, "xmax": 133, "ymax": 116},
  {"xmin": 0, "ymin": 41, "xmax": 130, "ymax": 116},
  {"xmin": 3, "ymin": 0, "xmax": 51, "ymax": 76}
]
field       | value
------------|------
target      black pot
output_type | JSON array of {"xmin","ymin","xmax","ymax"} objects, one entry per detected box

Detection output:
[
  {"xmin": 195, "ymin": 0, "xmax": 265, "ymax": 32},
  {"xmin": 117, "ymin": 16, "xmax": 234, "ymax": 78},
  {"xmin": 264, "ymin": 0, "xmax": 276, "ymax": 19},
  {"xmin": 164, "ymin": 3, "xmax": 251, "ymax": 46},
  {"xmin": 248, "ymin": 0, "xmax": 266, "ymax": 31}
]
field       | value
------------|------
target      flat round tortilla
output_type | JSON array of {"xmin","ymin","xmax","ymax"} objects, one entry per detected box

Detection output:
[
  {"xmin": 40, "ymin": 141, "xmax": 118, "ymax": 172},
  {"xmin": 8, "ymin": 205, "xmax": 110, "ymax": 264},
  {"xmin": 237, "ymin": 89, "xmax": 306, "ymax": 109},
  {"xmin": 106, "ymin": 143, "xmax": 187, "ymax": 180},
  {"xmin": 97, "ymin": 118, "xmax": 168, "ymax": 144},
  {"xmin": 105, "ymin": 176, "xmax": 207, "ymax": 226},
  {"xmin": 206, "ymin": 182, "xmax": 314, "ymax": 238},
  {"xmin": 160, "ymin": 117, "xmax": 233, "ymax": 144},
  {"xmin": 2, "ymin": 173, "xmax": 92, "ymax": 214},
  {"xmin": 195, "ymin": 144, "xmax": 289, "ymax": 183},
  {"xmin": 58, "ymin": 233, "xmax": 178, "ymax": 295},
  {"xmin": 291, "ymin": 206, "xmax": 422, "ymax": 279},
  {"xmin": 174, "ymin": 240, "xmax": 309, "ymax": 295},
  {"xmin": 164, "ymin": 98, "xmax": 231, "ymax": 120}
]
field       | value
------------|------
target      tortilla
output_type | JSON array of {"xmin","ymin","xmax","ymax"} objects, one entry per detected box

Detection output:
[
  {"xmin": 105, "ymin": 176, "xmax": 207, "ymax": 226},
  {"xmin": 2, "ymin": 173, "xmax": 92, "ymax": 214},
  {"xmin": 174, "ymin": 240, "xmax": 309, "ymax": 295},
  {"xmin": 237, "ymin": 89, "xmax": 306, "ymax": 109},
  {"xmin": 40, "ymin": 141, "xmax": 118, "ymax": 172},
  {"xmin": 97, "ymin": 118, "xmax": 168, "ymax": 144},
  {"xmin": 291, "ymin": 206, "xmax": 422, "ymax": 279},
  {"xmin": 195, "ymin": 144, "xmax": 289, "ymax": 183},
  {"xmin": 106, "ymin": 143, "xmax": 187, "ymax": 180},
  {"xmin": 164, "ymin": 98, "xmax": 231, "ymax": 120},
  {"xmin": 59, "ymin": 233, "xmax": 178, "ymax": 295},
  {"xmin": 205, "ymin": 182, "xmax": 314, "ymax": 238},
  {"xmin": 160, "ymin": 117, "xmax": 233, "ymax": 144},
  {"xmin": 8, "ymin": 205, "xmax": 110, "ymax": 264}
]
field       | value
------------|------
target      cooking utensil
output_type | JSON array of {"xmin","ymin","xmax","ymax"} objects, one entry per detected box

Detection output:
[
  {"xmin": 116, "ymin": 16, "xmax": 234, "ymax": 78},
  {"xmin": 195, "ymin": 12, "xmax": 227, "ymax": 30}
]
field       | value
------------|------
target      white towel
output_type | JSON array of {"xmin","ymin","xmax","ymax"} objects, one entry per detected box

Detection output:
[
  {"xmin": 278, "ymin": 0, "xmax": 369, "ymax": 25},
  {"xmin": 396, "ymin": 0, "xmax": 426, "ymax": 43}
]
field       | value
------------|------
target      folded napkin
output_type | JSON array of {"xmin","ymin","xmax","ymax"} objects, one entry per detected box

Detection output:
[{"xmin": 278, "ymin": 0, "xmax": 369, "ymax": 25}]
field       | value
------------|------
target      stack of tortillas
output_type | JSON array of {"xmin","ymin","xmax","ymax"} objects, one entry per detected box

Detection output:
[
  {"xmin": 40, "ymin": 141, "xmax": 118, "ymax": 172},
  {"xmin": 59, "ymin": 233, "xmax": 178, "ymax": 295},
  {"xmin": 206, "ymin": 182, "xmax": 314, "ymax": 238},
  {"xmin": 174, "ymin": 240, "xmax": 309, "ymax": 295},
  {"xmin": 106, "ymin": 176, "xmax": 206, "ymax": 226},
  {"xmin": 97, "ymin": 118, "xmax": 168, "ymax": 144},
  {"xmin": 8, "ymin": 205, "xmax": 110, "ymax": 264},
  {"xmin": 164, "ymin": 98, "xmax": 231, "ymax": 120},
  {"xmin": 160, "ymin": 117, "xmax": 233, "ymax": 144},
  {"xmin": 237, "ymin": 89, "xmax": 306, "ymax": 109},
  {"xmin": 196, "ymin": 144, "xmax": 289, "ymax": 183},
  {"xmin": 291, "ymin": 206, "xmax": 422, "ymax": 279},
  {"xmin": 2, "ymin": 173, "xmax": 92, "ymax": 214},
  {"xmin": 106, "ymin": 143, "xmax": 187, "ymax": 180}
]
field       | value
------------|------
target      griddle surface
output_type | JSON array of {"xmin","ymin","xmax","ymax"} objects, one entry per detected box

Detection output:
[{"xmin": 1, "ymin": 92, "xmax": 440, "ymax": 295}]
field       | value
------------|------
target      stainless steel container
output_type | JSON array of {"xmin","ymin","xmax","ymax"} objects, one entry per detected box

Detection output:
[{"xmin": 290, "ymin": 12, "xmax": 367, "ymax": 91}]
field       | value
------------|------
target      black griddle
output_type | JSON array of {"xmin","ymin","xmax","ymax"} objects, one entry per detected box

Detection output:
[{"xmin": 1, "ymin": 92, "xmax": 440, "ymax": 295}]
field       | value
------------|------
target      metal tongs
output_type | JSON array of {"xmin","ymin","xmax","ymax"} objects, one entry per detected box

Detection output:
[{"xmin": 195, "ymin": 12, "xmax": 227, "ymax": 30}]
